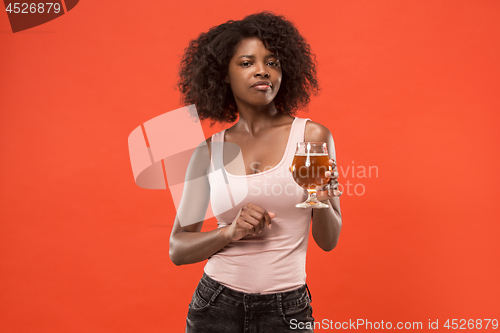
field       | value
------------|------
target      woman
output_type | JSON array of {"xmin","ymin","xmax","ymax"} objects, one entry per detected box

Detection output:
[{"xmin": 169, "ymin": 12, "xmax": 342, "ymax": 332}]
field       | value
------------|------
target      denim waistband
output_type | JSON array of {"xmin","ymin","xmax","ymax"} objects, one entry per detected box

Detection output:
[{"xmin": 198, "ymin": 272, "xmax": 312, "ymax": 310}]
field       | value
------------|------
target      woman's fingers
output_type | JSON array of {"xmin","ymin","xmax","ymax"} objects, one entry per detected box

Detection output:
[
  {"xmin": 267, "ymin": 212, "xmax": 275, "ymax": 229},
  {"xmin": 316, "ymin": 180, "xmax": 342, "ymax": 199},
  {"xmin": 241, "ymin": 203, "xmax": 275, "ymax": 234},
  {"xmin": 229, "ymin": 203, "xmax": 276, "ymax": 241},
  {"xmin": 238, "ymin": 208, "xmax": 260, "ymax": 234},
  {"xmin": 325, "ymin": 169, "xmax": 339, "ymax": 179},
  {"xmin": 318, "ymin": 159, "xmax": 341, "ymax": 198}
]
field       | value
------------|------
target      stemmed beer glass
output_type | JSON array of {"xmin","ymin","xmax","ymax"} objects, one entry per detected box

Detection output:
[{"xmin": 291, "ymin": 142, "xmax": 331, "ymax": 208}]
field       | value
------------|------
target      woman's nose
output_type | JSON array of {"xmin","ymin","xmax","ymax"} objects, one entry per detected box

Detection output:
[{"xmin": 254, "ymin": 63, "xmax": 269, "ymax": 77}]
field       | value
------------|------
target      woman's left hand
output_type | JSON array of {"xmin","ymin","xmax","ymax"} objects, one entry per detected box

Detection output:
[{"xmin": 315, "ymin": 159, "xmax": 342, "ymax": 202}]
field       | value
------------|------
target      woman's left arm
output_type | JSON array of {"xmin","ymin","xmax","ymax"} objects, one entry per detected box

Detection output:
[{"xmin": 305, "ymin": 121, "xmax": 342, "ymax": 251}]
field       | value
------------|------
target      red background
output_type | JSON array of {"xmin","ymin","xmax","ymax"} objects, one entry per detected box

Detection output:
[{"xmin": 1, "ymin": 1, "xmax": 499, "ymax": 332}]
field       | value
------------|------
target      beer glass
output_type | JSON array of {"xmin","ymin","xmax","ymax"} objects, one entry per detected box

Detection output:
[{"xmin": 291, "ymin": 142, "xmax": 331, "ymax": 208}]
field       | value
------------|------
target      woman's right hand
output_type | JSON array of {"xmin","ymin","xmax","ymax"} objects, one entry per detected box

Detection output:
[{"xmin": 224, "ymin": 203, "xmax": 275, "ymax": 241}]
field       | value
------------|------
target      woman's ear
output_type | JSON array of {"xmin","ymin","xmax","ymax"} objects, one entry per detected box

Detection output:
[{"xmin": 225, "ymin": 76, "xmax": 230, "ymax": 83}]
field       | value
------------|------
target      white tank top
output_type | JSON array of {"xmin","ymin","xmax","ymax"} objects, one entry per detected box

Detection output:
[{"xmin": 204, "ymin": 117, "xmax": 313, "ymax": 294}]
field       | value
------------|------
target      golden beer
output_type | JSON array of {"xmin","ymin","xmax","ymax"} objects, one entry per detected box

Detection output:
[{"xmin": 291, "ymin": 153, "xmax": 331, "ymax": 190}]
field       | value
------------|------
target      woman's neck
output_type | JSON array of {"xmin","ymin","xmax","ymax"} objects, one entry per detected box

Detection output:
[{"xmin": 233, "ymin": 103, "xmax": 290, "ymax": 135}]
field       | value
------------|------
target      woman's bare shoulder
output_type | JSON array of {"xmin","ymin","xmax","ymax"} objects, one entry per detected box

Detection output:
[
  {"xmin": 304, "ymin": 120, "xmax": 332, "ymax": 142},
  {"xmin": 184, "ymin": 138, "xmax": 212, "ymax": 175}
]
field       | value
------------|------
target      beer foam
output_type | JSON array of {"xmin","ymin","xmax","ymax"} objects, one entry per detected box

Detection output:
[{"xmin": 294, "ymin": 153, "xmax": 328, "ymax": 156}]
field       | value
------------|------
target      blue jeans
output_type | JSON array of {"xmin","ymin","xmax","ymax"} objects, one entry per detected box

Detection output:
[{"xmin": 185, "ymin": 273, "xmax": 315, "ymax": 332}]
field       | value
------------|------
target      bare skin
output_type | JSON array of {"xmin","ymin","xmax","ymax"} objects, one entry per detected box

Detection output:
[{"xmin": 169, "ymin": 37, "xmax": 341, "ymax": 265}]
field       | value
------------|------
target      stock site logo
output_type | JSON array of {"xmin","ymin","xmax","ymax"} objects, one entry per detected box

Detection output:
[
  {"xmin": 3, "ymin": 0, "xmax": 78, "ymax": 33},
  {"xmin": 128, "ymin": 105, "xmax": 248, "ymax": 227}
]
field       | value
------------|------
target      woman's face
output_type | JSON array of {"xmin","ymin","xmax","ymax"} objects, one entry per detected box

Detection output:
[{"xmin": 226, "ymin": 37, "xmax": 282, "ymax": 109}]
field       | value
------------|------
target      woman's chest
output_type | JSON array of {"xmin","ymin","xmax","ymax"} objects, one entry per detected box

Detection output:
[{"xmin": 223, "ymin": 125, "xmax": 292, "ymax": 175}]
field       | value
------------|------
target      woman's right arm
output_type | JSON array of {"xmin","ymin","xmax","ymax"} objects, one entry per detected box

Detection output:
[
  {"xmin": 169, "ymin": 221, "xmax": 232, "ymax": 266},
  {"xmin": 169, "ymin": 138, "xmax": 230, "ymax": 266}
]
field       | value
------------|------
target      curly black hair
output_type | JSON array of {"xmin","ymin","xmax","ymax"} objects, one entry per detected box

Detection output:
[{"xmin": 178, "ymin": 12, "xmax": 319, "ymax": 123}]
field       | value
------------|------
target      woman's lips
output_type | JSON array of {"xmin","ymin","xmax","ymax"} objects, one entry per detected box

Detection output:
[
  {"xmin": 252, "ymin": 84, "xmax": 271, "ymax": 91},
  {"xmin": 251, "ymin": 81, "xmax": 272, "ymax": 91}
]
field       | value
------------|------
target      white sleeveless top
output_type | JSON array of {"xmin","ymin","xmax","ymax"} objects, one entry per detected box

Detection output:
[{"xmin": 204, "ymin": 117, "xmax": 313, "ymax": 294}]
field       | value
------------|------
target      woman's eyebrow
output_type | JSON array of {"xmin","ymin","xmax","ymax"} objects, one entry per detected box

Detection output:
[
  {"xmin": 237, "ymin": 55, "xmax": 254, "ymax": 59},
  {"xmin": 236, "ymin": 54, "xmax": 277, "ymax": 59}
]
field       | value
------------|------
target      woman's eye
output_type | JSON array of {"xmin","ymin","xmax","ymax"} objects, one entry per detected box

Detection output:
[
  {"xmin": 267, "ymin": 61, "xmax": 279, "ymax": 67},
  {"xmin": 241, "ymin": 62, "xmax": 252, "ymax": 67}
]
